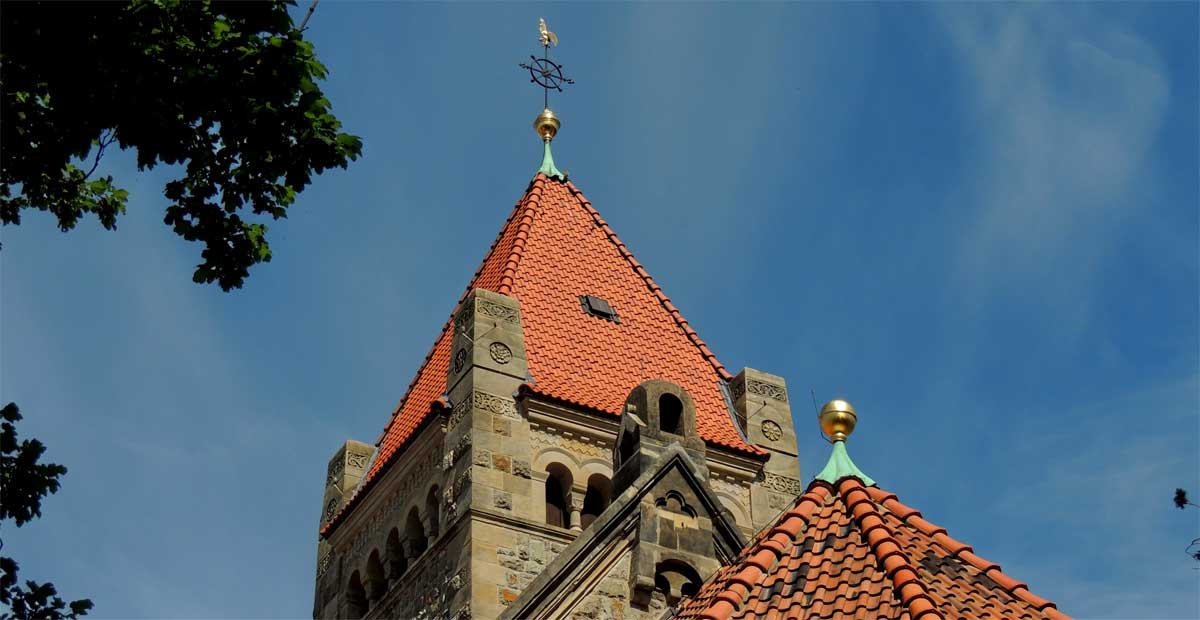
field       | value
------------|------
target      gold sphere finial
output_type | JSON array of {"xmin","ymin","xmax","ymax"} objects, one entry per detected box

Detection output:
[
  {"xmin": 818, "ymin": 399, "xmax": 857, "ymax": 442},
  {"xmin": 534, "ymin": 108, "xmax": 560, "ymax": 142}
]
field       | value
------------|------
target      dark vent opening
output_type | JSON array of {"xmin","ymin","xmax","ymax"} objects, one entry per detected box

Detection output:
[
  {"xmin": 659, "ymin": 393, "xmax": 683, "ymax": 435},
  {"xmin": 580, "ymin": 295, "xmax": 620, "ymax": 323}
]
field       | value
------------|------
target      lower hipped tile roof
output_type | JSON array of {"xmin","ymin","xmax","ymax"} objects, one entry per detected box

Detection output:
[
  {"xmin": 323, "ymin": 175, "xmax": 763, "ymax": 536},
  {"xmin": 675, "ymin": 476, "xmax": 1068, "ymax": 620}
]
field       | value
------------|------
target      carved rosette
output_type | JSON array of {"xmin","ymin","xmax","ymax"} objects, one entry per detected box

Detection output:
[
  {"xmin": 488, "ymin": 341, "xmax": 513, "ymax": 364},
  {"xmin": 761, "ymin": 420, "xmax": 783, "ymax": 442}
]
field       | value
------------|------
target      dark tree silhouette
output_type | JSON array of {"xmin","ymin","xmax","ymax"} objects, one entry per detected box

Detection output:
[
  {"xmin": 1, "ymin": 0, "xmax": 362, "ymax": 291},
  {"xmin": 0, "ymin": 403, "xmax": 91, "ymax": 619}
]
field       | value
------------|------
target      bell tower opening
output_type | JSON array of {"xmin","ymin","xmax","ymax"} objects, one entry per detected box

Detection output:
[{"xmin": 659, "ymin": 393, "xmax": 683, "ymax": 435}]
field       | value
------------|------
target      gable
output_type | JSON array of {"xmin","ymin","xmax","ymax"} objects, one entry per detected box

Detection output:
[{"xmin": 501, "ymin": 445, "xmax": 746, "ymax": 620}]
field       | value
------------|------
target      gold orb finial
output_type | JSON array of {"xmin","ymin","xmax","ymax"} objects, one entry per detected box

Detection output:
[
  {"xmin": 818, "ymin": 399, "xmax": 857, "ymax": 442},
  {"xmin": 534, "ymin": 108, "xmax": 560, "ymax": 142}
]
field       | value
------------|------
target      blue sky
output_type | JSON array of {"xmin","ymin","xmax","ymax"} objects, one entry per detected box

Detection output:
[{"xmin": 2, "ymin": 2, "xmax": 1197, "ymax": 618}]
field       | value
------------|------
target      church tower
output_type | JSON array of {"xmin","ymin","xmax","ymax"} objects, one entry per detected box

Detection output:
[{"xmin": 311, "ymin": 20, "xmax": 802, "ymax": 620}]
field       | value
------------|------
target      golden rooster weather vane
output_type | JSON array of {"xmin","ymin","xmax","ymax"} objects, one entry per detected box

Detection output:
[
  {"xmin": 519, "ymin": 17, "xmax": 574, "ymax": 142},
  {"xmin": 538, "ymin": 18, "xmax": 558, "ymax": 47}
]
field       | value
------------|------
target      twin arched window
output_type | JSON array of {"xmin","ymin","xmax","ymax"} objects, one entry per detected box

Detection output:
[{"xmin": 544, "ymin": 464, "xmax": 612, "ymax": 530}]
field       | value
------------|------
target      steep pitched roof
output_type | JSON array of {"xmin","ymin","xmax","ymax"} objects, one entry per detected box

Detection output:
[
  {"xmin": 324, "ymin": 174, "xmax": 763, "ymax": 535},
  {"xmin": 674, "ymin": 475, "xmax": 1068, "ymax": 620}
]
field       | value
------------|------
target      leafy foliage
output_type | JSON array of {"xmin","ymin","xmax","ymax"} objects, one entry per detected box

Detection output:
[
  {"xmin": 0, "ymin": 403, "xmax": 92, "ymax": 619},
  {"xmin": 1, "ymin": 0, "xmax": 362, "ymax": 290}
]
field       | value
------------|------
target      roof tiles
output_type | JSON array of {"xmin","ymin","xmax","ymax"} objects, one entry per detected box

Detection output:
[
  {"xmin": 675, "ymin": 477, "xmax": 1068, "ymax": 620},
  {"xmin": 324, "ymin": 175, "xmax": 761, "ymax": 535}
]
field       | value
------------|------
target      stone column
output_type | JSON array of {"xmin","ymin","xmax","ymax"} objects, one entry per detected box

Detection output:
[{"xmin": 569, "ymin": 490, "xmax": 586, "ymax": 532}]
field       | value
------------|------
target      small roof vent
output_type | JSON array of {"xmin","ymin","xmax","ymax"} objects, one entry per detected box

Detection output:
[{"xmin": 580, "ymin": 295, "xmax": 620, "ymax": 323}]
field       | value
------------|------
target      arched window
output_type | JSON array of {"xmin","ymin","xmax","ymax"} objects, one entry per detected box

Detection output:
[
  {"xmin": 345, "ymin": 571, "xmax": 367, "ymax": 620},
  {"xmin": 365, "ymin": 551, "xmax": 386, "ymax": 602},
  {"xmin": 404, "ymin": 508, "xmax": 427, "ymax": 558},
  {"xmin": 580, "ymin": 474, "xmax": 612, "ymax": 529},
  {"xmin": 426, "ymin": 485, "xmax": 441, "ymax": 539},
  {"xmin": 544, "ymin": 463, "xmax": 573, "ymax": 528},
  {"xmin": 659, "ymin": 393, "xmax": 683, "ymax": 435},
  {"xmin": 385, "ymin": 527, "xmax": 406, "ymax": 580}
]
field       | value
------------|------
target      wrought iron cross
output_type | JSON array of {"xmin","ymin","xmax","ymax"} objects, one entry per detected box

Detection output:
[{"xmin": 519, "ymin": 18, "xmax": 575, "ymax": 109}]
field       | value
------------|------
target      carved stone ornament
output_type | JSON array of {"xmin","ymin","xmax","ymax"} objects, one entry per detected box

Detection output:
[
  {"xmin": 454, "ymin": 307, "xmax": 474, "ymax": 339},
  {"xmin": 326, "ymin": 457, "xmax": 344, "ymax": 486},
  {"xmin": 447, "ymin": 397, "xmax": 470, "ymax": 432},
  {"xmin": 477, "ymin": 299, "xmax": 520, "ymax": 324},
  {"xmin": 760, "ymin": 472, "xmax": 803, "ymax": 496},
  {"xmin": 746, "ymin": 379, "xmax": 788, "ymax": 403},
  {"xmin": 346, "ymin": 450, "xmax": 371, "ymax": 470},
  {"xmin": 530, "ymin": 427, "xmax": 608, "ymax": 459},
  {"xmin": 473, "ymin": 390, "xmax": 520, "ymax": 419},
  {"xmin": 761, "ymin": 420, "xmax": 783, "ymax": 442},
  {"xmin": 453, "ymin": 347, "xmax": 468, "ymax": 374},
  {"xmin": 488, "ymin": 341, "xmax": 513, "ymax": 364}
]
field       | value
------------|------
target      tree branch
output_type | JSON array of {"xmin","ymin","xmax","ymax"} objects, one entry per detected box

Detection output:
[{"xmin": 82, "ymin": 131, "xmax": 116, "ymax": 180}]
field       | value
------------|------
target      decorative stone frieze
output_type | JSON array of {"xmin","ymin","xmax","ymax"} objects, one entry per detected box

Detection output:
[
  {"xmin": 477, "ymin": 298, "xmax": 520, "ymax": 324},
  {"xmin": 760, "ymin": 472, "xmax": 803, "ymax": 496},
  {"xmin": 473, "ymin": 390, "xmax": 520, "ymax": 419},
  {"xmin": 746, "ymin": 378, "xmax": 788, "ymax": 403},
  {"xmin": 530, "ymin": 427, "xmax": 609, "ymax": 459}
]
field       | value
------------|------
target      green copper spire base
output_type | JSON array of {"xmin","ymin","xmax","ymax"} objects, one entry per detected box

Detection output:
[
  {"xmin": 537, "ymin": 140, "xmax": 566, "ymax": 181},
  {"xmin": 814, "ymin": 441, "xmax": 876, "ymax": 486}
]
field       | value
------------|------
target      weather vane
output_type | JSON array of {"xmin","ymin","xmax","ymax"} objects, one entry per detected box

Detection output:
[{"xmin": 519, "ymin": 18, "xmax": 575, "ymax": 113}]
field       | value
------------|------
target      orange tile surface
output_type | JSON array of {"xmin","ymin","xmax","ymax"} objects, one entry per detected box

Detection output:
[
  {"xmin": 675, "ymin": 478, "xmax": 1068, "ymax": 620},
  {"xmin": 324, "ymin": 175, "xmax": 762, "ymax": 535}
]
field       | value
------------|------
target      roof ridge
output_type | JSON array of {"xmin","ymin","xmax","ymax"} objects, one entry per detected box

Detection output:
[
  {"xmin": 839, "ymin": 478, "xmax": 944, "ymax": 620},
  {"xmin": 563, "ymin": 181, "xmax": 733, "ymax": 382},
  {"xmin": 497, "ymin": 174, "xmax": 550, "ymax": 295},
  {"xmin": 863, "ymin": 486, "xmax": 1070, "ymax": 619}
]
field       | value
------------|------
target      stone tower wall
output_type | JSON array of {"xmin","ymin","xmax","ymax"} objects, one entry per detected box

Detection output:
[{"xmin": 315, "ymin": 290, "xmax": 797, "ymax": 620}]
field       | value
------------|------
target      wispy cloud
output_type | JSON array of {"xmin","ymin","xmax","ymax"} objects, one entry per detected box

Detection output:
[{"xmin": 938, "ymin": 4, "xmax": 1168, "ymax": 335}]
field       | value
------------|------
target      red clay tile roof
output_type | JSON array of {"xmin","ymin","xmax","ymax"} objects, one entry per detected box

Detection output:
[
  {"xmin": 675, "ymin": 477, "xmax": 1068, "ymax": 620},
  {"xmin": 323, "ymin": 174, "xmax": 763, "ymax": 536}
]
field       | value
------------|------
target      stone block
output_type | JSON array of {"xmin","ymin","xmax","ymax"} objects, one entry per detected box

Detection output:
[
  {"xmin": 492, "ymin": 453, "xmax": 512, "ymax": 473},
  {"xmin": 474, "ymin": 448, "xmax": 493, "ymax": 468}
]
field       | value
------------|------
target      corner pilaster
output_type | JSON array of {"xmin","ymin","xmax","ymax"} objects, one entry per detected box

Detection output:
[
  {"xmin": 443, "ymin": 289, "xmax": 540, "ymax": 620},
  {"xmin": 730, "ymin": 368, "xmax": 802, "ymax": 530}
]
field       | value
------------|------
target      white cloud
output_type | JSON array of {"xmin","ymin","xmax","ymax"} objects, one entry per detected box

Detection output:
[{"xmin": 938, "ymin": 5, "xmax": 1168, "ymax": 332}]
